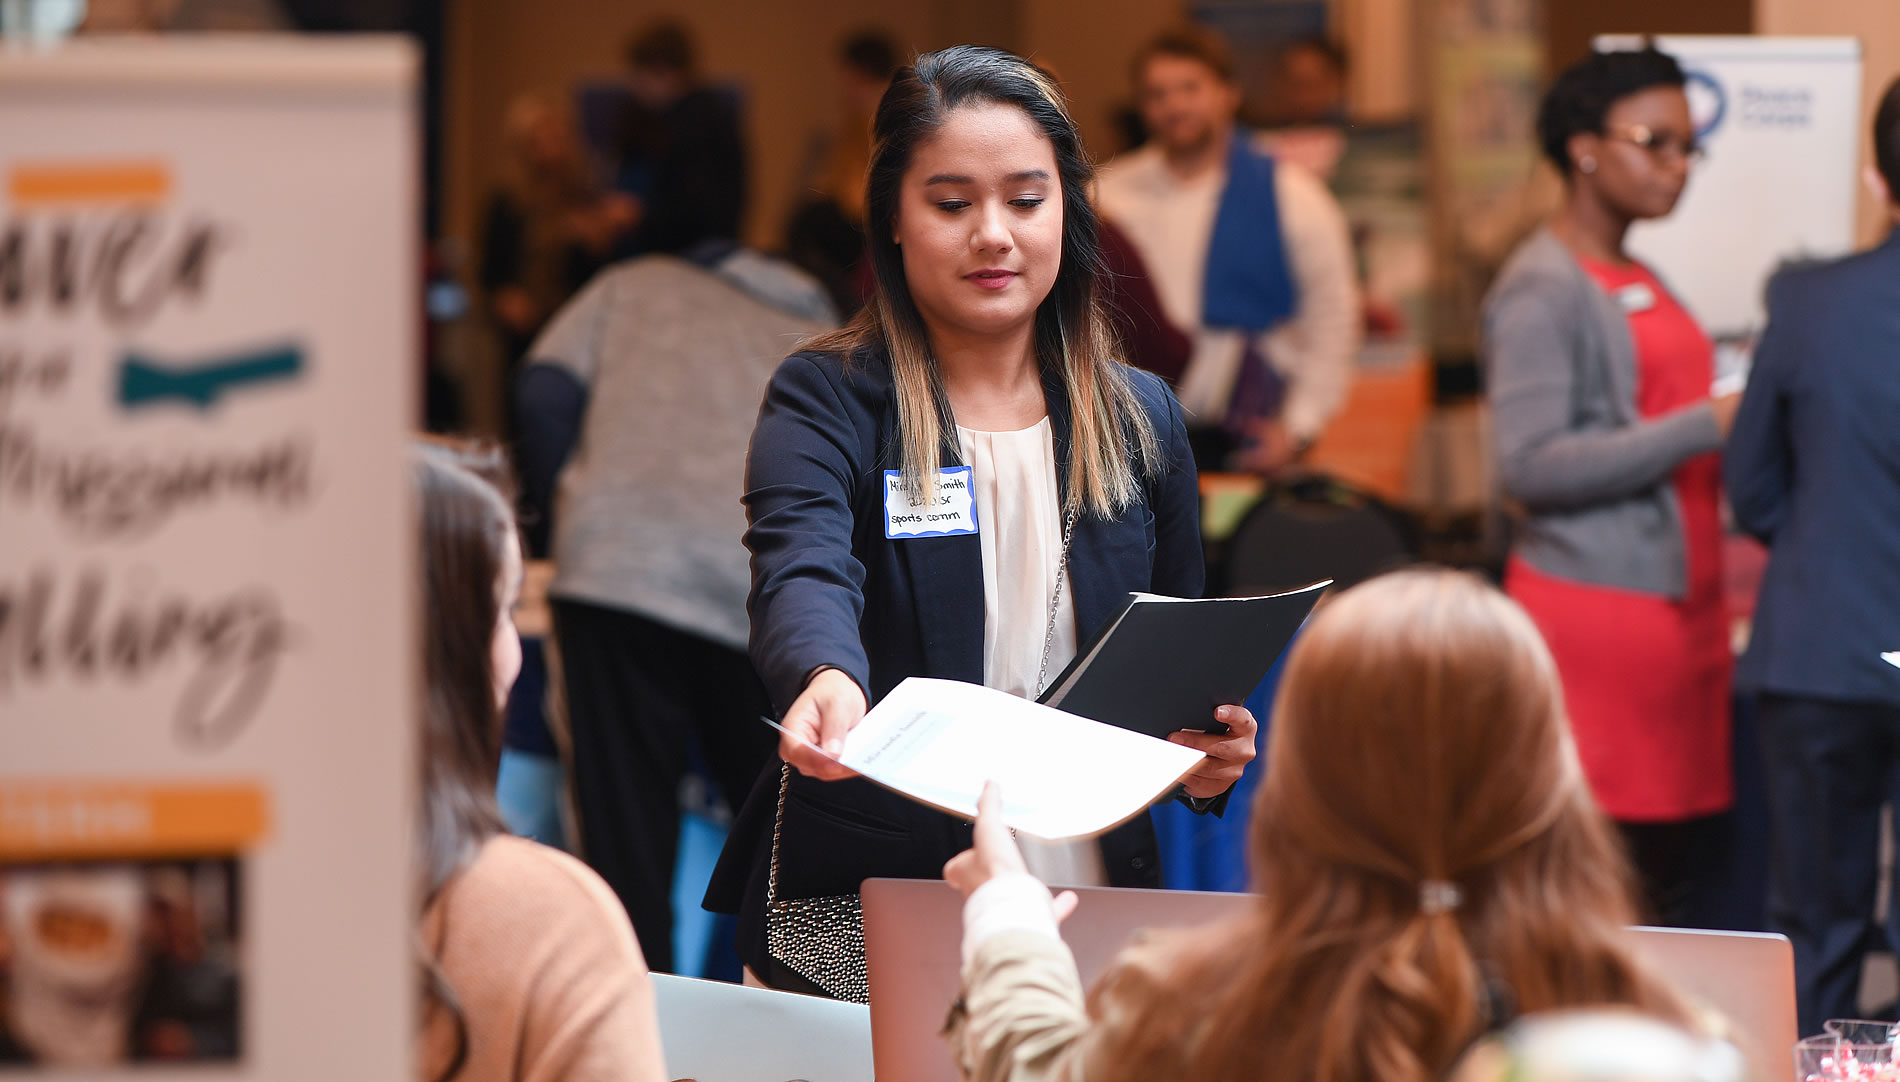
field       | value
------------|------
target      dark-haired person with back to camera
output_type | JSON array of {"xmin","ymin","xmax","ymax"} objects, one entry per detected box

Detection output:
[
  {"xmin": 409, "ymin": 443, "xmax": 664, "ymax": 1082},
  {"xmin": 1484, "ymin": 47, "xmax": 1740, "ymax": 929},
  {"xmin": 1724, "ymin": 76, "xmax": 1900, "ymax": 1035},
  {"xmin": 611, "ymin": 19, "xmax": 747, "ymax": 257},
  {"xmin": 703, "ymin": 45, "xmax": 1257, "ymax": 999},
  {"xmin": 785, "ymin": 28, "xmax": 902, "ymax": 317}
]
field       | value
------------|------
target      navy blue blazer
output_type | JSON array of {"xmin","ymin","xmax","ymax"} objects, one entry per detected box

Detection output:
[
  {"xmin": 704, "ymin": 345, "xmax": 1205, "ymax": 972},
  {"xmin": 1725, "ymin": 229, "xmax": 1900, "ymax": 706}
]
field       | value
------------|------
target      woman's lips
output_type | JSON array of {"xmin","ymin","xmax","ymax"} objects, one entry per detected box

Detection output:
[{"xmin": 966, "ymin": 270, "xmax": 1018, "ymax": 290}]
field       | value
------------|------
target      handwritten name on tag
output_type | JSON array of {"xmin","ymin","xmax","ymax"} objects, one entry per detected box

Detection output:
[
  {"xmin": 884, "ymin": 467, "xmax": 979, "ymax": 539},
  {"xmin": 1616, "ymin": 282, "xmax": 1657, "ymax": 314}
]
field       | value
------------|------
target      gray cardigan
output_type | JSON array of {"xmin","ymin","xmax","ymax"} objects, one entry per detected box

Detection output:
[
  {"xmin": 530, "ymin": 254, "xmax": 835, "ymax": 650},
  {"xmin": 1483, "ymin": 228, "xmax": 1723, "ymax": 598}
]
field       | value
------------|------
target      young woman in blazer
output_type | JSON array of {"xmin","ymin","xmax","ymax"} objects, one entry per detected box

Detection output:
[{"xmin": 704, "ymin": 45, "xmax": 1256, "ymax": 995}]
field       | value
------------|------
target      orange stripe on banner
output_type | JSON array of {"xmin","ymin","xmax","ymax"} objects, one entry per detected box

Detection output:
[
  {"xmin": 8, "ymin": 162, "xmax": 171, "ymax": 206},
  {"xmin": 0, "ymin": 782, "xmax": 269, "ymax": 861}
]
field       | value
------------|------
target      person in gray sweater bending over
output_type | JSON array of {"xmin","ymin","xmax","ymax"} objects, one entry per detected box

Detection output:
[
  {"xmin": 1483, "ymin": 47, "xmax": 1739, "ymax": 929},
  {"xmin": 514, "ymin": 241, "xmax": 836, "ymax": 972}
]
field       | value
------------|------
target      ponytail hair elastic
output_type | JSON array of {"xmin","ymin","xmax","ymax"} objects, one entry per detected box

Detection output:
[{"xmin": 1420, "ymin": 880, "xmax": 1464, "ymax": 915}]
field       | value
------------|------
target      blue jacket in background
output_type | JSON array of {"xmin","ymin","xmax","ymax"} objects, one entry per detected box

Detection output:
[{"xmin": 1725, "ymin": 229, "xmax": 1900, "ymax": 706}]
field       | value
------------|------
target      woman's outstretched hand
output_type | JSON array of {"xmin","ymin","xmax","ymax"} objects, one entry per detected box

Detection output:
[
  {"xmin": 944, "ymin": 783, "xmax": 1079, "ymax": 922},
  {"xmin": 944, "ymin": 782, "xmax": 1027, "ymax": 894},
  {"xmin": 778, "ymin": 667, "xmax": 867, "ymax": 781}
]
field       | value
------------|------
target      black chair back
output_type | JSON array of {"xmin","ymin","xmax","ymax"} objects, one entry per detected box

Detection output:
[{"xmin": 1217, "ymin": 474, "xmax": 1418, "ymax": 598}]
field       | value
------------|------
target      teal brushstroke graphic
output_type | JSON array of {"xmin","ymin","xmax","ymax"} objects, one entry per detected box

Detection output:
[{"xmin": 118, "ymin": 344, "xmax": 303, "ymax": 410}]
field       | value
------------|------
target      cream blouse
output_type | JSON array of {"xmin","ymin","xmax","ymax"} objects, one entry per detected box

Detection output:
[{"xmin": 957, "ymin": 418, "xmax": 1107, "ymax": 888}]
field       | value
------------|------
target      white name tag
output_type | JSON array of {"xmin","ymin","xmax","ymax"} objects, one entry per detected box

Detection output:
[
  {"xmin": 884, "ymin": 467, "xmax": 979, "ymax": 539},
  {"xmin": 1617, "ymin": 282, "xmax": 1657, "ymax": 314}
]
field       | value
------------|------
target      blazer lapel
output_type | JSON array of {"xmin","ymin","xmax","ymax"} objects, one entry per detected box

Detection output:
[{"xmin": 894, "ymin": 441, "xmax": 986, "ymax": 685}]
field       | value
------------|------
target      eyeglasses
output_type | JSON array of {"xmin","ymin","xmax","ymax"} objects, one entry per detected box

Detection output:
[{"xmin": 1604, "ymin": 124, "xmax": 1705, "ymax": 162}]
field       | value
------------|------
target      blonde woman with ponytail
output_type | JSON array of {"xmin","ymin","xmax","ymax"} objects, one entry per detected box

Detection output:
[
  {"xmin": 705, "ymin": 46, "xmax": 1248, "ymax": 996},
  {"xmin": 945, "ymin": 569, "xmax": 1702, "ymax": 1082}
]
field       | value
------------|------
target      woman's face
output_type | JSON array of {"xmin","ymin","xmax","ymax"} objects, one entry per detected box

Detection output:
[
  {"xmin": 491, "ymin": 535, "xmax": 523, "ymax": 713},
  {"xmin": 1575, "ymin": 85, "xmax": 1698, "ymax": 221},
  {"xmin": 892, "ymin": 102, "xmax": 1065, "ymax": 345}
]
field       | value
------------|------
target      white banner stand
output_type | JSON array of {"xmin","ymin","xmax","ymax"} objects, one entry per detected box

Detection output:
[{"xmin": 0, "ymin": 38, "xmax": 416, "ymax": 1080}]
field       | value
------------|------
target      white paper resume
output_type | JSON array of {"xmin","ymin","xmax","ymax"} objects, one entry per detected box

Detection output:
[{"xmin": 775, "ymin": 678, "xmax": 1207, "ymax": 839}]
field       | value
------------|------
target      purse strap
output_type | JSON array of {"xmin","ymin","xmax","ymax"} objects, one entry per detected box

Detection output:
[
  {"xmin": 766, "ymin": 760, "xmax": 792, "ymax": 906},
  {"xmin": 768, "ymin": 504, "xmax": 1076, "ymax": 904},
  {"xmin": 1034, "ymin": 507, "xmax": 1080, "ymax": 698}
]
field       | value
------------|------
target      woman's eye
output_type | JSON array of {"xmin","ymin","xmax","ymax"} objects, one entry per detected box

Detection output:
[
  {"xmin": 1009, "ymin": 198, "xmax": 1045, "ymax": 209},
  {"xmin": 936, "ymin": 200, "xmax": 970, "ymax": 212}
]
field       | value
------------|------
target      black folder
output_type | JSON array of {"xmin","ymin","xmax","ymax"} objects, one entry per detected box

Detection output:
[{"xmin": 1036, "ymin": 581, "xmax": 1331, "ymax": 740}]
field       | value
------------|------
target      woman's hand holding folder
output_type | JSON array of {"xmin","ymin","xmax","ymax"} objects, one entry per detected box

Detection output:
[{"xmin": 1168, "ymin": 704, "xmax": 1259, "ymax": 799}]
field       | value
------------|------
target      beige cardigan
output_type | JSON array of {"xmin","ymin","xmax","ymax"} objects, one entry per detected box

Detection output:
[
  {"xmin": 948, "ymin": 926, "xmax": 1733, "ymax": 1082},
  {"xmin": 420, "ymin": 836, "xmax": 667, "ymax": 1082},
  {"xmin": 949, "ymin": 928, "xmax": 1188, "ymax": 1082}
]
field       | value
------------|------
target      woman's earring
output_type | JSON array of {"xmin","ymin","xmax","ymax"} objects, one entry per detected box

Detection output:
[{"xmin": 1578, "ymin": 155, "xmax": 1598, "ymax": 175}]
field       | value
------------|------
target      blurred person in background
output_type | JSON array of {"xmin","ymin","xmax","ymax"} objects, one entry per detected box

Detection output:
[
  {"xmin": 1485, "ymin": 48, "xmax": 1738, "ymax": 929},
  {"xmin": 479, "ymin": 93, "xmax": 631, "ymax": 402},
  {"xmin": 786, "ymin": 28, "xmax": 902, "ymax": 317},
  {"xmin": 612, "ymin": 19, "xmax": 748, "ymax": 258},
  {"xmin": 411, "ymin": 443, "xmax": 664, "ymax": 1082},
  {"xmin": 1724, "ymin": 75, "xmax": 1900, "ymax": 1035},
  {"xmin": 1255, "ymin": 36, "xmax": 1351, "ymax": 181},
  {"xmin": 1260, "ymin": 36, "xmax": 1349, "ymax": 128},
  {"xmin": 514, "ymin": 243, "xmax": 834, "ymax": 974},
  {"xmin": 1098, "ymin": 218, "xmax": 1193, "ymax": 384},
  {"xmin": 1096, "ymin": 24, "xmax": 1359, "ymax": 475},
  {"xmin": 944, "ymin": 570, "xmax": 1704, "ymax": 1082}
]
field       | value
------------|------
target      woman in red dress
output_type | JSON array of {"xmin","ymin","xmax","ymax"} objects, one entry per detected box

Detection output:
[{"xmin": 1483, "ymin": 47, "xmax": 1742, "ymax": 926}]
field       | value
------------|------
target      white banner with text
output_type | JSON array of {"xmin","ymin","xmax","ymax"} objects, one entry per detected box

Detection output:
[{"xmin": 0, "ymin": 37, "xmax": 416, "ymax": 1080}]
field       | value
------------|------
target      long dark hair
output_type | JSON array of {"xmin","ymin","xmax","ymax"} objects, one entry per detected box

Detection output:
[
  {"xmin": 412, "ymin": 440, "xmax": 515, "ymax": 1082},
  {"xmin": 805, "ymin": 45, "xmax": 1159, "ymax": 517},
  {"xmin": 415, "ymin": 442, "xmax": 511, "ymax": 897}
]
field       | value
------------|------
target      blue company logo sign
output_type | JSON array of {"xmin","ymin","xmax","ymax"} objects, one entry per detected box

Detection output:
[
  {"xmin": 1739, "ymin": 82, "xmax": 1815, "ymax": 129},
  {"xmin": 1685, "ymin": 70, "xmax": 1727, "ymax": 139},
  {"xmin": 118, "ymin": 343, "xmax": 304, "ymax": 411},
  {"xmin": 1682, "ymin": 67, "xmax": 1816, "ymax": 140}
]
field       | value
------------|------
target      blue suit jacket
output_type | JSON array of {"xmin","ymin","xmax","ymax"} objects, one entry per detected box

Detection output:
[
  {"xmin": 1725, "ymin": 229, "xmax": 1900, "ymax": 706},
  {"xmin": 705, "ymin": 345, "xmax": 1205, "ymax": 971}
]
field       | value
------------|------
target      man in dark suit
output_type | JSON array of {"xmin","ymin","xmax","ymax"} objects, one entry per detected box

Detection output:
[{"xmin": 1725, "ymin": 74, "xmax": 1900, "ymax": 1035}]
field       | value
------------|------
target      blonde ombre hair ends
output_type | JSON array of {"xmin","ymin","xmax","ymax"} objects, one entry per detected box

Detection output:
[{"xmin": 805, "ymin": 45, "xmax": 1159, "ymax": 517}]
